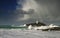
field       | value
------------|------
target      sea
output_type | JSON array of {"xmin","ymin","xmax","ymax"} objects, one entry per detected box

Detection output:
[{"xmin": 0, "ymin": 29, "xmax": 60, "ymax": 38}]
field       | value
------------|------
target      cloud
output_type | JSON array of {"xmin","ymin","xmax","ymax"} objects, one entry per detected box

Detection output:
[
  {"xmin": 15, "ymin": 0, "xmax": 60, "ymax": 24},
  {"xmin": 34, "ymin": 0, "xmax": 60, "ymax": 21},
  {"xmin": 17, "ymin": 14, "xmax": 30, "ymax": 21},
  {"xmin": 22, "ymin": 0, "xmax": 38, "ymax": 12}
]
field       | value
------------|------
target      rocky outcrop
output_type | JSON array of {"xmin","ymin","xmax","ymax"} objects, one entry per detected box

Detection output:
[{"xmin": 26, "ymin": 22, "xmax": 46, "ymax": 27}]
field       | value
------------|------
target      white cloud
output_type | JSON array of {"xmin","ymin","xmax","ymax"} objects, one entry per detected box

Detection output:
[
  {"xmin": 22, "ymin": 0, "xmax": 38, "ymax": 12},
  {"xmin": 16, "ymin": 0, "xmax": 60, "ymax": 24}
]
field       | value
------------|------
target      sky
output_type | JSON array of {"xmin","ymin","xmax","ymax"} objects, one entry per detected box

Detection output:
[{"xmin": 0, "ymin": 0, "xmax": 60, "ymax": 25}]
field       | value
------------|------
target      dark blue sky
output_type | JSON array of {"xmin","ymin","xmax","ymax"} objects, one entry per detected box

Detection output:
[
  {"xmin": 0, "ymin": 0, "xmax": 17, "ymax": 25},
  {"xmin": 0, "ymin": 0, "xmax": 17, "ymax": 10},
  {"xmin": 0, "ymin": 0, "xmax": 17, "ymax": 16}
]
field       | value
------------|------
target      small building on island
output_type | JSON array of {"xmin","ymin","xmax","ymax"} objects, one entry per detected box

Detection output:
[{"xmin": 24, "ymin": 21, "xmax": 46, "ymax": 30}]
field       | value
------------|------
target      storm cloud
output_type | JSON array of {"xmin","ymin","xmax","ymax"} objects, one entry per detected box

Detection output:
[{"xmin": 15, "ymin": 0, "xmax": 60, "ymax": 24}]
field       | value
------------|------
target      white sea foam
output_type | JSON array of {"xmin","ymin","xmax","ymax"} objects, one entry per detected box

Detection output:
[{"xmin": 0, "ymin": 29, "xmax": 60, "ymax": 38}]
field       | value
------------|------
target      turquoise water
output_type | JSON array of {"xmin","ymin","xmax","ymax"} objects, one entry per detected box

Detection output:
[{"xmin": 0, "ymin": 25, "xmax": 27, "ymax": 29}]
